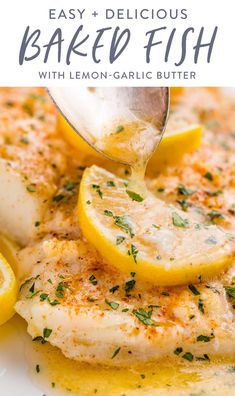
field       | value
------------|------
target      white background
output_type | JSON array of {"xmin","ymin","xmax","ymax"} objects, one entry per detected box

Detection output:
[{"xmin": 0, "ymin": 0, "xmax": 234, "ymax": 86}]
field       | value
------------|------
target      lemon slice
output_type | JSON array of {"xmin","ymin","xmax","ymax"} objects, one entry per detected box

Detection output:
[
  {"xmin": 148, "ymin": 123, "xmax": 203, "ymax": 170},
  {"xmin": 0, "ymin": 252, "xmax": 18, "ymax": 325},
  {"xmin": 0, "ymin": 234, "xmax": 20, "ymax": 275},
  {"xmin": 78, "ymin": 166, "xmax": 232, "ymax": 286},
  {"xmin": 58, "ymin": 114, "xmax": 103, "ymax": 160}
]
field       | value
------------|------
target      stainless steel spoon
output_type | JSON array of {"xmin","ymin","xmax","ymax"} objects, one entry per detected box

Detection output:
[{"xmin": 48, "ymin": 87, "xmax": 170, "ymax": 165}]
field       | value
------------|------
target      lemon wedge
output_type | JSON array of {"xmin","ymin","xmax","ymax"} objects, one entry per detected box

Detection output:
[
  {"xmin": 0, "ymin": 234, "xmax": 20, "ymax": 275},
  {"xmin": 0, "ymin": 251, "xmax": 18, "ymax": 325},
  {"xmin": 78, "ymin": 165, "xmax": 232, "ymax": 286},
  {"xmin": 58, "ymin": 114, "xmax": 103, "ymax": 160},
  {"xmin": 148, "ymin": 123, "xmax": 203, "ymax": 170}
]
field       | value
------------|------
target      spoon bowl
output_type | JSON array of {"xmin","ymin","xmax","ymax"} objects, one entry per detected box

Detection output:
[{"xmin": 48, "ymin": 87, "xmax": 170, "ymax": 165}]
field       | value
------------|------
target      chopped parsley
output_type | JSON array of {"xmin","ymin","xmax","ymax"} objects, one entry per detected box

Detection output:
[
  {"xmin": 182, "ymin": 352, "xmax": 194, "ymax": 362},
  {"xmin": 204, "ymin": 172, "xmax": 213, "ymax": 181},
  {"xmin": 224, "ymin": 286, "xmax": 235, "ymax": 299},
  {"xmin": 116, "ymin": 125, "xmax": 124, "ymax": 133},
  {"xmin": 109, "ymin": 285, "xmax": 120, "ymax": 294},
  {"xmin": 207, "ymin": 210, "xmax": 225, "ymax": 221},
  {"xmin": 89, "ymin": 274, "xmax": 98, "ymax": 286},
  {"xmin": 197, "ymin": 334, "xmax": 214, "ymax": 342},
  {"xmin": 40, "ymin": 293, "xmax": 48, "ymax": 302},
  {"xmin": 55, "ymin": 281, "xmax": 69, "ymax": 298},
  {"xmin": 188, "ymin": 284, "xmax": 200, "ymax": 296},
  {"xmin": 172, "ymin": 212, "xmax": 189, "ymax": 228},
  {"xmin": 36, "ymin": 364, "xmax": 40, "ymax": 373},
  {"xmin": 43, "ymin": 328, "xmax": 52, "ymax": 339},
  {"xmin": 64, "ymin": 181, "xmax": 76, "ymax": 191},
  {"xmin": 53, "ymin": 194, "xmax": 65, "ymax": 202},
  {"xmin": 126, "ymin": 190, "xmax": 144, "ymax": 202},
  {"xmin": 196, "ymin": 354, "xmax": 210, "ymax": 361},
  {"xmin": 105, "ymin": 299, "xmax": 119, "ymax": 310},
  {"xmin": 177, "ymin": 199, "xmax": 189, "ymax": 212},
  {"xmin": 177, "ymin": 185, "xmax": 194, "ymax": 196},
  {"xmin": 132, "ymin": 308, "xmax": 155, "ymax": 326},
  {"xmin": 92, "ymin": 184, "xmax": 103, "ymax": 198},
  {"xmin": 34, "ymin": 221, "xmax": 40, "ymax": 227},
  {"xmin": 48, "ymin": 299, "xmax": 60, "ymax": 306},
  {"xmin": 174, "ymin": 347, "xmax": 183, "ymax": 356},
  {"xmin": 198, "ymin": 299, "xmax": 205, "ymax": 314},
  {"xmin": 104, "ymin": 209, "xmax": 113, "ymax": 217},
  {"xmin": 106, "ymin": 180, "xmax": 115, "ymax": 187},
  {"xmin": 26, "ymin": 184, "xmax": 36, "ymax": 193},
  {"xmin": 124, "ymin": 279, "xmax": 136, "ymax": 296},
  {"xmin": 111, "ymin": 347, "xmax": 121, "ymax": 359},
  {"xmin": 114, "ymin": 215, "xmax": 135, "ymax": 238},
  {"xmin": 116, "ymin": 236, "xmax": 126, "ymax": 245},
  {"xmin": 128, "ymin": 244, "xmax": 138, "ymax": 263}
]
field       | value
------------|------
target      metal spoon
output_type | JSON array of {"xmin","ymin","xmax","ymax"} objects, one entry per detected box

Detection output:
[{"xmin": 48, "ymin": 87, "xmax": 170, "ymax": 165}]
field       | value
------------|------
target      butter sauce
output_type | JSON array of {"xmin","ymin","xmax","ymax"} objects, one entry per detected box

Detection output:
[{"xmin": 1, "ymin": 317, "xmax": 234, "ymax": 396}]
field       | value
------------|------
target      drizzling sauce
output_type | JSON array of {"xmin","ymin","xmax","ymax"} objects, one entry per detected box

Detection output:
[{"xmin": 96, "ymin": 119, "xmax": 163, "ymax": 195}]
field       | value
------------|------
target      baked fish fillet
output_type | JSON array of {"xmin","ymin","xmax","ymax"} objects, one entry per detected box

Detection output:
[
  {"xmin": 0, "ymin": 88, "xmax": 78, "ymax": 245},
  {"xmin": 15, "ymin": 237, "xmax": 235, "ymax": 366}
]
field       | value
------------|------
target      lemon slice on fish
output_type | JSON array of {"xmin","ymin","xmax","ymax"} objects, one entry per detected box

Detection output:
[
  {"xmin": 0, "ymin": 251, "xmax": 18, "ymax": 325},
  {"xmin": 148, "ymin": 124, "xmax": 203, "ymax": 169},
  {"xmin": 78, "ymin": 165, "xmax": 232, "ymax": 286}
]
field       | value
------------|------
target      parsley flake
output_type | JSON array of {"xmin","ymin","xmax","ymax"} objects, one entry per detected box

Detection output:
[
  {"xmin": 105, "ymin": 300, "xmax": 119, "ymax": 310},
  {"xmin": 126, "ymin": 190, "xmax": 144, "ymax": 202},
  {"xmin": 132, "ymin": 308, "xmax": 155, "ymax": 326},
  {"xmin": 172, "ymin": 212, "xmax": 189, "ymax": 228}
]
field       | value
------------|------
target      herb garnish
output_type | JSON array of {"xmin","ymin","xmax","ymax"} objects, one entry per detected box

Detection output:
[
  {"xmin": 105, "ymin": 299, "xmax": 119, "ymax": 310},
  {"xmin": 55, "ymin": 281, "xmax": 69, "ymax": 298},
  {"xmin": 177, "ymin": 199, "xmax": 189, "ymax": 212},
  {"xmin": 224, "ymin": 286, "xmax": 235, "ymax": 299},
  {"xmin": 27, "ymin": 185, "xmax": 36, "ymax": 193},
  {"xmin": 182, "ymin": 352, "xmax": 194, "ymax": 362},
  {"xmin": 92, "ymin": 184, "xmax": 103, "ymax": 199},
  {"xmin": 114, "ymin": 215, "xmax": 135, "ymax": 237},
  {"xmin": 107, "ymin": 180, "xmax": 115, "ymax": 187},
  {"xmin": 204, "ymin": 172, "xmax": 213, "ymax": 181},
  {"xmin": 112, "ymin": 347, "xmax": 121, "ymax": 358},
  {"xmin": 43, "ymin": 328, "xmax": 52, "ymax": 338},
  {"xmin": 126, "ymin": 190, "xmax": 144, "ymax": 202},
  {"xmin": 132, "ymin": 308, "xmax": 155, "ymax": 326},
  {"xmin": 198, "ymin": 299, "xmax": 205, "ymax": 314},
  {"xmin": 197, "ymin": 334, "xmax": 214, "ymax": 342},
  {"xmin": 116, "ymin": 236, "xmax": 126, "ymax": 245},
  {"xmin": 109, "ymin": 285, "xmax": 120, "ymax": 294},
  {"xmin": 104, "ymin": 210, "xmax": 113, "ymax": 217},
  {"xmin": 53, "ymin": 194, "xmax": 65, "ymax": 202},
  {"xmin": 124, "ymin": 279, "xmax": 136, "ymax": 296},
  {"xmin": 208, "ymin": 210, "xmax": 225, "ymax": 221},
  {"xmin": 172, "ymin": 212, "xmax": 189, "ymax": 228},
  {"xmin": 177, "ymin": 185, "xmax": 194, "ymax": 196},
  {"xmin": 174, "ymin": 347, "xmax": 183, "ymax": 356},
  {"xmin": 188, "ymin": 284, "xmax": 200, "ymax": 296},
  {"xmin": 128, "ymin": 244, "xmax": 138, "ymax": 263},
  {"xmin": 116, "ymin": 125, "xmax": 124, "ymax": 133},
  {"xmin": 89, "ymin": 274, "xmax": 98, "ymax": 286}
]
